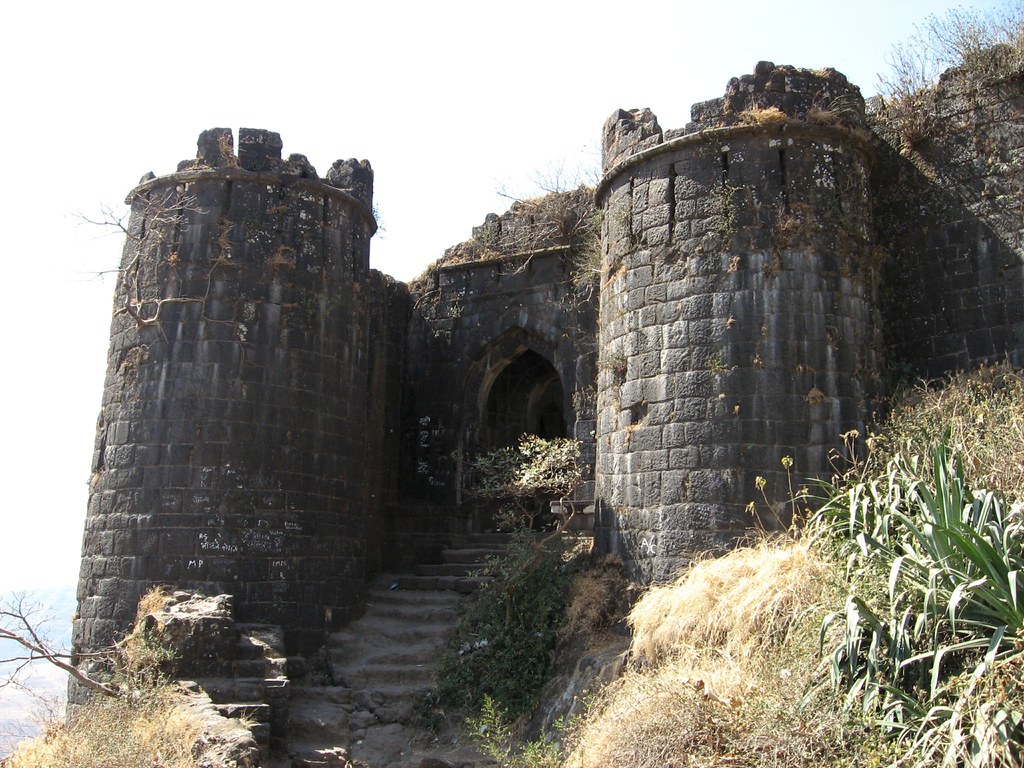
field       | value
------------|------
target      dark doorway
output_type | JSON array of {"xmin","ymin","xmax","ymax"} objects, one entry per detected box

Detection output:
[{"xmin": 483, "ymin": 350, "xmax": 565, "ymax": 449}]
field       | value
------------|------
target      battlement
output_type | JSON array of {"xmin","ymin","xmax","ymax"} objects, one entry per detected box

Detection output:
[
  {"xmin": 127, "ymin": 128, "xmax": 377, "ymax": 232},
  {"xmin": 602, "ymin": 62, "xmax": 869, "ymax": 178}
]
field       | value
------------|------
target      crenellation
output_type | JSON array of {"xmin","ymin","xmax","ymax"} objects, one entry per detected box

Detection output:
[
  {"xmin": 196, "ymin": 127, "xmax": 237, "ymax": 169},
  {"xmin": 238, "ymin": 128, "xmax": 284, "ymax": 173},
  {"xmin": 602, "ymin": 107, "xmax": 663, "ymax": 173}
]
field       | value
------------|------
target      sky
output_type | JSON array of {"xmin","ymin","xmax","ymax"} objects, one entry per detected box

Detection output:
[{"xmin": 0, "ymin": 0, "xmax": 1010, "ymax": 597}]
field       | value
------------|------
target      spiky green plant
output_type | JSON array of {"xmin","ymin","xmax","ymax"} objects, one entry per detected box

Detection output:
[{"xmin": 814, "ymin": 443, "xmax": 1024, "ymax": 767}]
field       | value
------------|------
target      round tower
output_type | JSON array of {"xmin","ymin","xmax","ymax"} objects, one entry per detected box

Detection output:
[
  {"xmin": 595, "ymin": 63, "xmax": 882, "ymax": 580},
  {"xmin": 74, "ymin": 128, "xmax": 377, "ymax": 654}
]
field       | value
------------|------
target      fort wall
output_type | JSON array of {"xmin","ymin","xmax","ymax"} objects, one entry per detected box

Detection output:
[
  {"xmin": 72, "ymin": 58, "xmax": 1024, "ymax": 660},
  {"xmin": 74, "ymin": 129, "xmax": 382, "ymax": 655},
  {"xmin": 594, "ymin": 64, "xmax": 883, "ymax": 579},
  {"xmin": 873, "ymin": 65, "xmax": 1024, "ymax": 375},
  {"xmin": 404, "ymin": 192, "xmax": 599, "ymax": 532}
]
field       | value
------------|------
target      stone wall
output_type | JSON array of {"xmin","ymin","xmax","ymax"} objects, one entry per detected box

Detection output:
[
  {"xmin": 873, "ymin": 67, "xmax": 1024, "ymax": 376},
  {"xmin": 404, "ymin": 191, "xmax": 599, "ymax": 525},
  {"xmin": 595, "ymin": 64, "xmax": 883, "ymax": 580},
  {"xmin": 74, "ymin": 129, "xmax": 382, "ymax": 655}
]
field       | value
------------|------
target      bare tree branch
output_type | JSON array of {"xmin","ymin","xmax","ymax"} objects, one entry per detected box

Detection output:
[{"xmin": 1, "ymin": 593, "xmax": 119, "ymax": 699}]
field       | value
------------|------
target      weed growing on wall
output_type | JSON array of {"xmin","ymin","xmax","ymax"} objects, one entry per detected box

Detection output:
[{"xmin": 878, "ymin": 2, "xmax": 1023, "ymax": 151}]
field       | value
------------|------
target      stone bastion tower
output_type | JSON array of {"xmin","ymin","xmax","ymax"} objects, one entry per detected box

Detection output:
[
  {"xmin": 594, "ymin": 62, "xmax": 883, "ymax": 580},
  {"xmin": 73, "ymin": 128, "xmax": 381, "ymax": 655}
]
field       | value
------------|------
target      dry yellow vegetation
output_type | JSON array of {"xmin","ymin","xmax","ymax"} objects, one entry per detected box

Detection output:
[
  {"xmin": 5, "ymin": 686, "xmax": 204, "ymax": 768},
  {"xmin": 565, "ymin": 538, "xmax": 863, "ymax": 768}
]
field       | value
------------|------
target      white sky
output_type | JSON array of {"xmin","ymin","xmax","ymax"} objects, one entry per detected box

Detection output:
[{"xmin": 0, "ymin": 0, "xmax": 1009, "ymax": 594}]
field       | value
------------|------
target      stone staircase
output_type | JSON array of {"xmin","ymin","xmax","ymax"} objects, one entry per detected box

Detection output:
[
  {"xmin": 189, "ymin": 623, "xmax": 293, "ymax": 753},
  {"xmin": 281, "ymin": 533, "xmax": 516, "ymax": 767},
  {"xmin": 396, "ymin": 533, "xmax": 516, "ymax": 594}
]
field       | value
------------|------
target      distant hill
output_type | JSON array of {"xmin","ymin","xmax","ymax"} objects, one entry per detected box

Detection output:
[{"xmin": 0, "ymin": 585, "xmax": 76, "ymax": 757}]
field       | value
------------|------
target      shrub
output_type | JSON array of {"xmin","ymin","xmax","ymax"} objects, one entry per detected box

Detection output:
[
  {"xmin": 468, "ymin": 695, "xmax": 561, "ymax": 768},
  {"xmin": 814, "ymin": 443, "xmax": 1024, "ymax": 767},
  {"xmin": 468, "ymin": 434, "xmax": 583, "ymax": 531},
  {"xmin": 877, "ymin": 3, "xmax": 1023, "ymax": 151},
  {"xmin": 436, "ymin": 532, "xmax": 584, "ymax": 719}
]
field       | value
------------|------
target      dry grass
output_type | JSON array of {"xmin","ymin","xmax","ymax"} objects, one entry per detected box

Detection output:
[
  {"xmin": 566, "ymin": 651, "xmax": 856, "ymax": 768},
  {"xmin": 628, "ymin": 538, "xmax": 830, "ymax": 666},
  {"xmin": 4, "ymin": 686, "xmax": 205, "ymax": 768},
  {"xmin": 134, "ymin": 585, "xmax": 175, "ymax": 620},
  {"xmin": 807, "ymin": 106, "xmax": 845, "ymax": 126},
  {"xmin": 869, "ymin": 362, "xmax": 1024, "ymax": 501},
  {"xmin": 565, "ymin": 538, "xmax": 860, "ymax": 768},
  {"xmin": 118, "ymin": 586, "xmax": 177, "ymax": 677},
  {"xmin": 738, "ymin": 106, "xmax": 790, "ymax": 126},
  {"xmin": 558, "ymin": 555, "xmax": 630, "ymax": 645}
]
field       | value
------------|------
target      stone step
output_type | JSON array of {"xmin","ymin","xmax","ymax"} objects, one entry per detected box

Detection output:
[
  {"xmin": 235, "ymin": 623, "xmax": 286, "ymax": 652},
  {"xmin": 332, "ymin": 621, "xmax": 454, "ymax": 648},
  {"xmin": 440, "ymin": 548, "xmax": 504, "ymax": 564},
  {"xmin": 193, "ymin": 675, "xmax": 288, "ymax": 704},
  {"xmin": 333, "ymin": 636, "xmax": 449, "ymax": 665},
  {"xmin": 215, "ymin": 701, "xmax": 272, "ymax": 722},
  {"xmin": 289, "ymin": 746, "xmax": 351, "ymax": 768},
  {"xmin": 234, "ymin": 635, "xmax": 265, "ymax": 660},
  {"xmin": 232, "ymin": 658, "xmax": 269, "ymax": 677},
  {"xmin": 438, "ymin": 575, "xmax": 492, "ymax": 593},
  {"xmin": 362, "ymin": 593, "xmax": 461, "ymax": 617},
  {"xmin": 398, "ymin": 573, "xmax": 493, "ymax": 594},
  {"xmin": 415, "ymin": 562, "xmax": 488, "ymax": 577},
  {"xmin": 326, "ymin": 680, "xmax": 437, "ymax": 700},
  {"xmin": 334, "ymin": 661, "xmax": 436, "ymax": 688},
  {"xmin": 448, "ymin": 532, "xmax": 517, "ymax": 547},
  {"xmin": 395, "ymin": 575, "xmax": 439, "ymax": 590}
]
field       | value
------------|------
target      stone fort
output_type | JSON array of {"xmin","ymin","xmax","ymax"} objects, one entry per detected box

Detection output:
[{"xmin": 74, "ymin": 61, "xmax": 1023, "ymax": 657}]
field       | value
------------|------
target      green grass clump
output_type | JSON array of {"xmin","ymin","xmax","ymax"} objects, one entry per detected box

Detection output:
[{"xmin": 814, "ymin": 442, "xmax": 1024, "ymax": 767}]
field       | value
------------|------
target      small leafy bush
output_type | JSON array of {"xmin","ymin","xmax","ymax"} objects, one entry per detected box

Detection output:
[
  {"xmin": 468, "ymin": 695, "xmax": 561, "ymax": 768},
  {"xmin": 436, "ymin": 532, "xmax": 582, "ymax": 719},
  {"xmin": 468, "ymin": 435, "xmax": 582, "ymax": 530}
]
